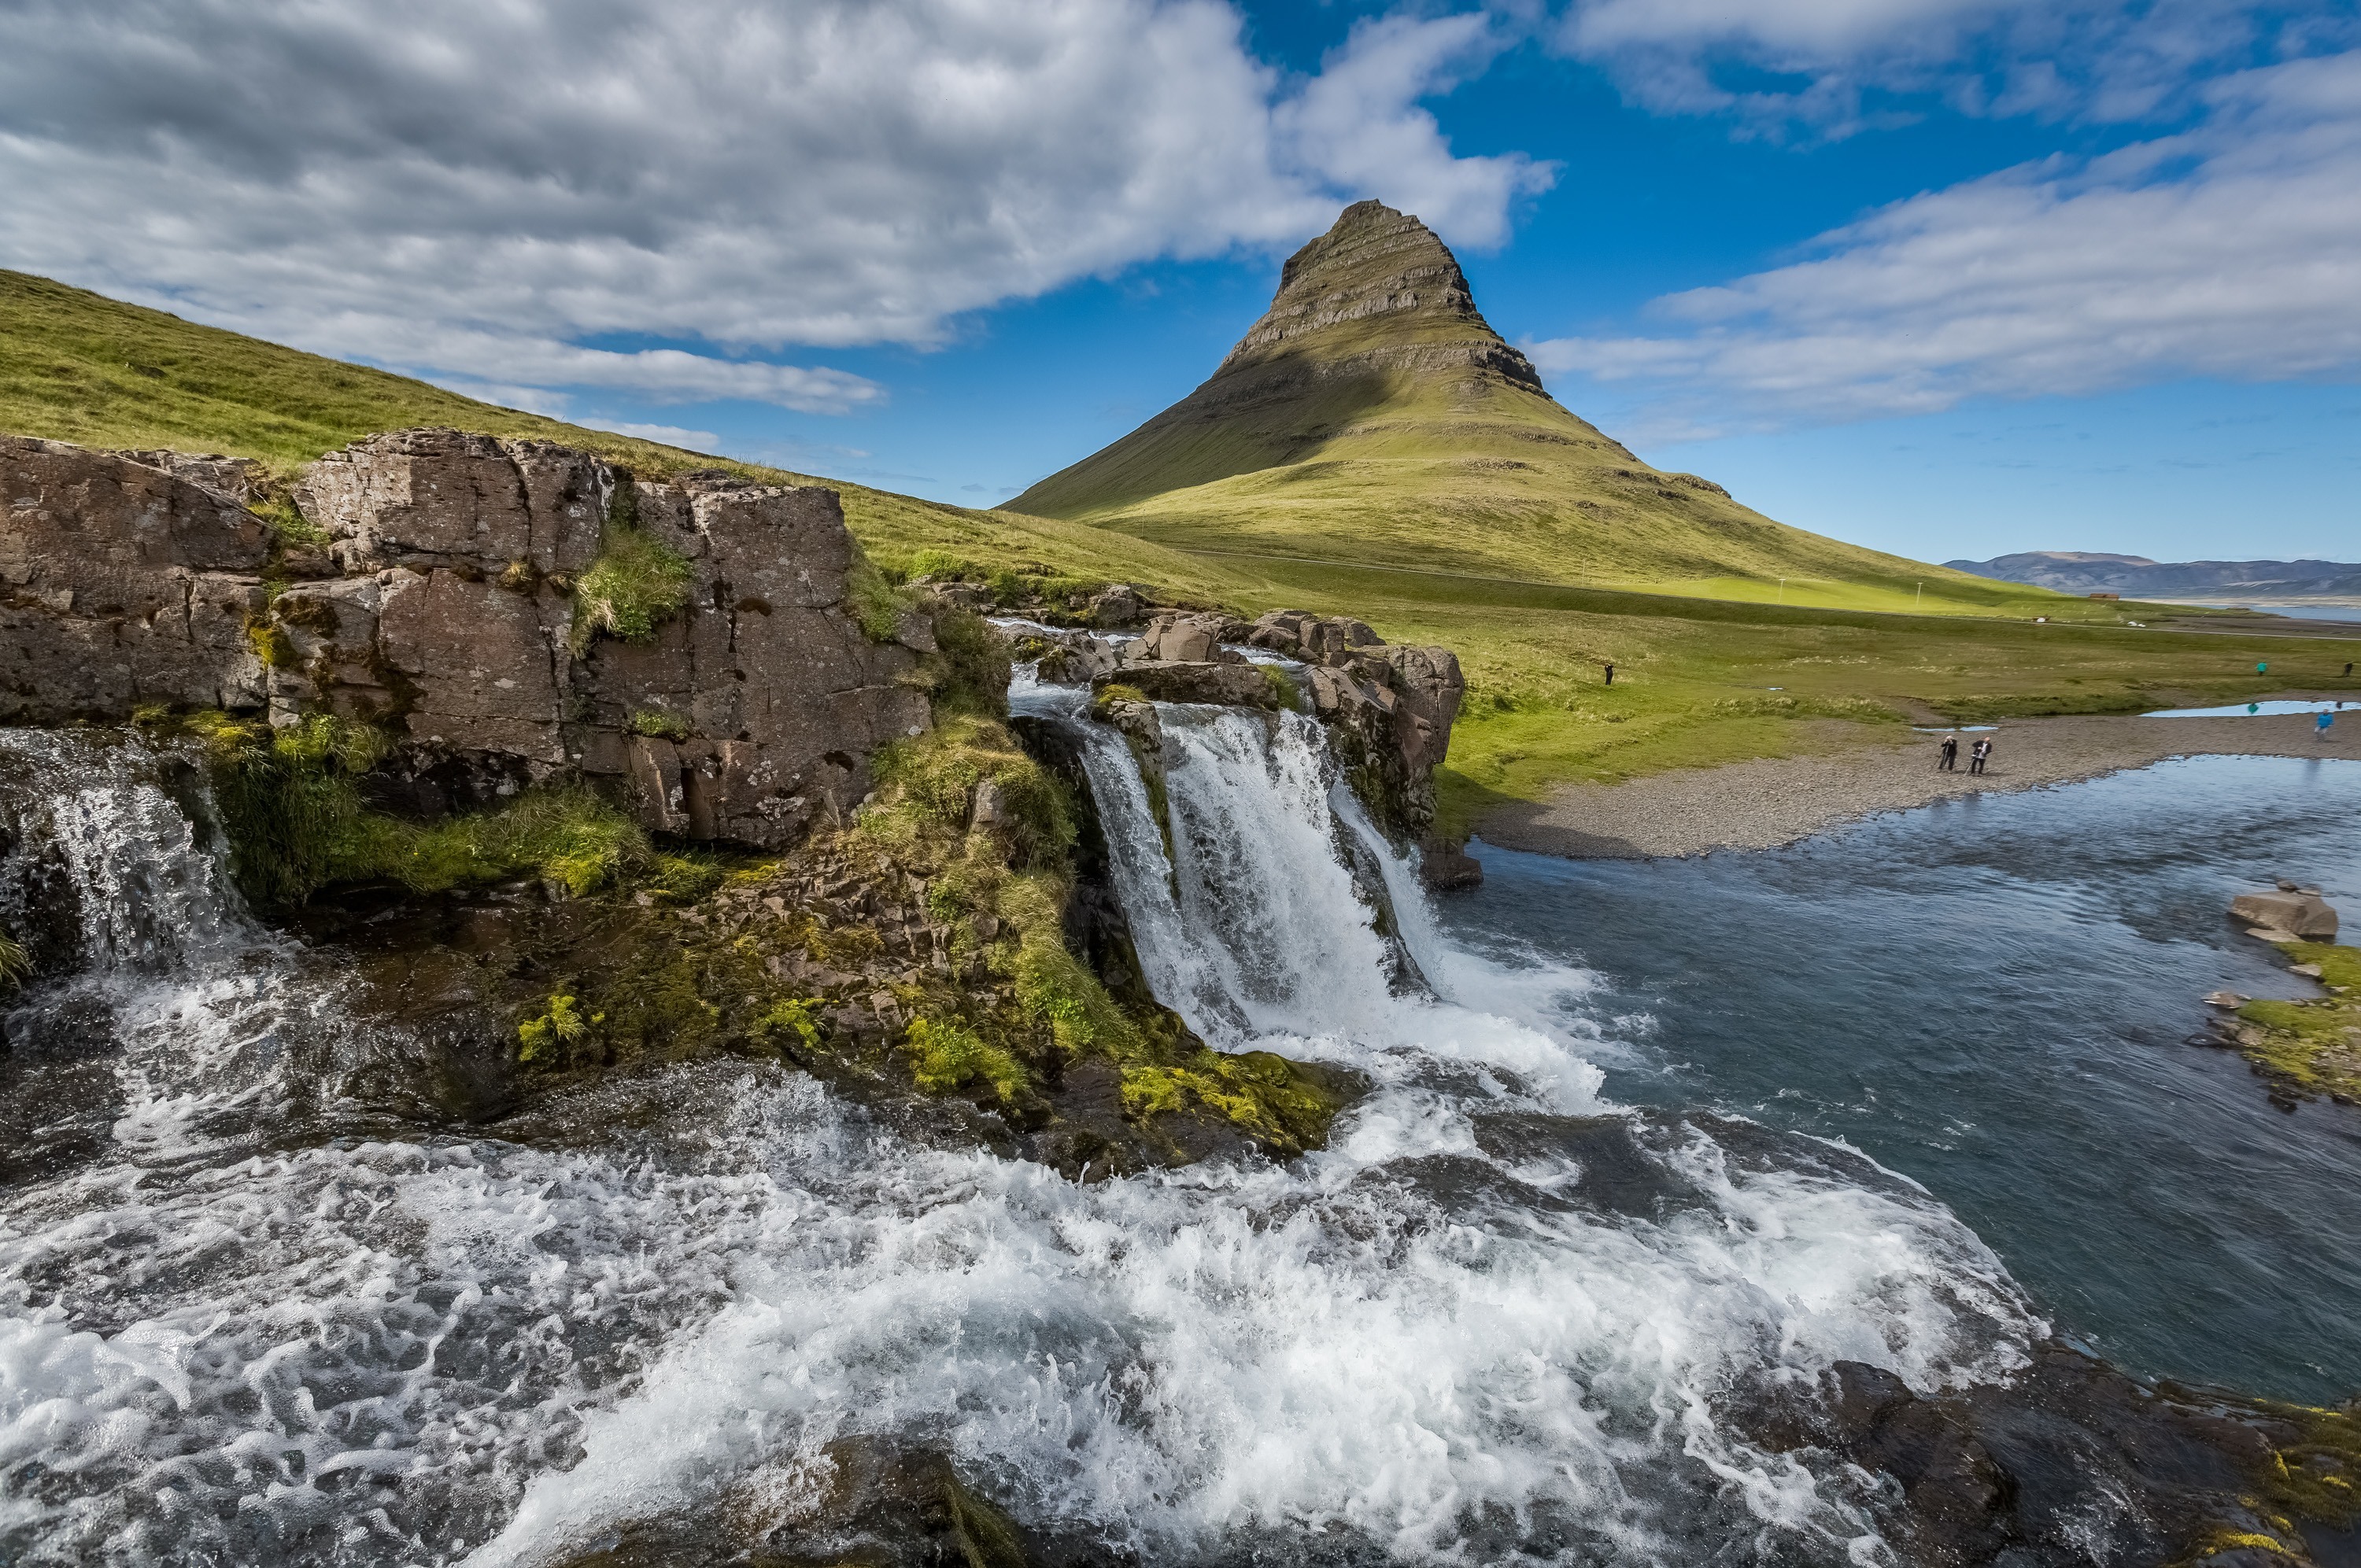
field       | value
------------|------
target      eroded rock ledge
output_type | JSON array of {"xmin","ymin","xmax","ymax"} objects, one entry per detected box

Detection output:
[{"xmin": 1, "ymin": 430, "xmax": 925, "ymax": 846}]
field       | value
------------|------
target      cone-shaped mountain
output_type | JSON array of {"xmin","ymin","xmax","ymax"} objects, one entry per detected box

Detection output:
[{"xmin": 1013, "ymin": 201, "xmax": 1971, "ymax": 599}]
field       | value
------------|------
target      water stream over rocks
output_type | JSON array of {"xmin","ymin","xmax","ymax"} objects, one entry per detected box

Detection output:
[{"xmin": 0, "ymin": 714, "xmax": 2338, "ymax": 1565}]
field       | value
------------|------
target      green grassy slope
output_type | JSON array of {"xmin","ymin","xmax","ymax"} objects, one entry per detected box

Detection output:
[
  {"xmin": 0, "ymin": 267, "xmax": 1247, "ymax": 600},
  {"xmin": 1010, "ymin": 203, "xmax": 2076, "ymax": 620},
  {"xmin": 10, "ymin": 263, "xmax": 2346, "ymax": 826}
]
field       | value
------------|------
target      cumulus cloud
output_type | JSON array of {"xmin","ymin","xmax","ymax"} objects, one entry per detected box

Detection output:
[
  {"xmin": 1551, "ymin": 0, "xmax": 2342, "ymax": 135},
  {"xmin": 0, "ymin": 0, "xmax": 1548, "ymax": 413},
  {"xmin": 1527, "ymin": 50, "xmax": 2361, "ymax": 440}
]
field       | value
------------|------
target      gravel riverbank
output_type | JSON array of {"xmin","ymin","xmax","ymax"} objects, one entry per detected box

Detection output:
[{"xmin": 1476, "ymin": 709, "xmax": 2357, "ymax": 858}]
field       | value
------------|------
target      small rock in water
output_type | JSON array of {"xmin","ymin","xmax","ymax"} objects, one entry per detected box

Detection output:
[
  {"xmin": 2203, "ymin": 991, "xmax": 2247, "ymax": 1008},
  {"xmin": 2230, "ymin": 888, "xmax": 2338, "ymax": 939}
]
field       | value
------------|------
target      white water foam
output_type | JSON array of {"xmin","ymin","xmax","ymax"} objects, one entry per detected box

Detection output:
[{"xmin": 0, "ymin": 719, "xmax": 2045, "ymax": 1566}]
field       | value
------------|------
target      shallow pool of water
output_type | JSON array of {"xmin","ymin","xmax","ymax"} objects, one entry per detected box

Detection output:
[
  {"xmin": 2144, "ymin": 699, "xmax": 2357, "ymax": 717},
  {"xmin": 1456, "ymin": 754, "xmax": 2361, "ymax": 1404}
]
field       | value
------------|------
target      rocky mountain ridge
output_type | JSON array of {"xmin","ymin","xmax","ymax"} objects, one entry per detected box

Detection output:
[{"xmin": 1949, "ymin": 549, "xmax": 2361, "ymax": 600}]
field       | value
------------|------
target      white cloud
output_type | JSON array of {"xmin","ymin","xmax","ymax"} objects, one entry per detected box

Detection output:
[
  {"xmin": 0, "ymin": 0, "xmax": 1548, "ymax": 413},
  {"xmin": 1528, "ymin": 50, "xmax": 2361, "ymax": 440},
  {"xmin": 577, "ymin": 420, "xmax": 725, "ymax": 454},
  {"xmin": 1279, "ymin": 13, "xmax": 1557, "ymax": 248},
  {"xmin": 1551, "ymin": 0, "xmax": 2338, "ymax": 135}
]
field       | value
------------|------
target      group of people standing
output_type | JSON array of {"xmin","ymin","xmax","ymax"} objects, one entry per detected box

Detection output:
[{"xmin": 1936, "ymin": 732, "xmax": 1993, "ymax": 774}]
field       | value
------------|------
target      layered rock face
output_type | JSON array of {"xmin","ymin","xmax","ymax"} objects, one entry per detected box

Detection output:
[
  {"xmin": 1, "ymin": 430, "xmax": 925, "ymax": 847},
  {"xmin": 0, "ymin": 434, "xmax": 275, "ymax": 717},
  {"xmin": 1212, "ymin": 198, "xmax": 1546, "ymax": 396}
]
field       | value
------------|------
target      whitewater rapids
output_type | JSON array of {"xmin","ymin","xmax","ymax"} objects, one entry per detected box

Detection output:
[{"xmin": 0, "ymin": 712, "xmax": 2041, "ymax": 1566}]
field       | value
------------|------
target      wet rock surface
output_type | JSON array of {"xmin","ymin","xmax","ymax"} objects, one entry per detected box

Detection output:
[{"xmin": 1, "ymin": 431, "xmax": 924, "ymax": 848}]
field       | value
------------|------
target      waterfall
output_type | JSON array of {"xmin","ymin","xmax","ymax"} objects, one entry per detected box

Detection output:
[{"xmin": 0, "ymin": 708, "xmax": 2046, "ymax": 1568}]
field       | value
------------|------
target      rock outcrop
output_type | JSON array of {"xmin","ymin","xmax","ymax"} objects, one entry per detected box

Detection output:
[
  {"xmin": 1033, "ymin": 600, "xmax": 1468, "ymax": 867},
  {"xmin": 0, "ymin": 434, "xmax": 275, "ymax": 717},
  {"xmin": 2, "ymin": 430, "xmax": 926, "ymax": 847},
  {"xmin": 2232, "ymin": 887, "xmax": 2339, "ymax": 940}
]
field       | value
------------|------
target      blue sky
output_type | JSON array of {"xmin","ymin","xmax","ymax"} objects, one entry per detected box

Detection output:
[{"xmin": 4, "ymin": 0, "xmax": 2357, "ymax": 563}]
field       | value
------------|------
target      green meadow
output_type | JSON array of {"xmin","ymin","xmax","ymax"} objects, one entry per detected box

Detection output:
[{"xmin": 7, "ymin": 264, "xmax": 2354, "ymax": 839}]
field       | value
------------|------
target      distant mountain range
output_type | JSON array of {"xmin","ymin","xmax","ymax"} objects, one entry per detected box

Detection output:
[{"xmin": 1946, "ymin": 551, "xmax": 2361, "ymax": 600}]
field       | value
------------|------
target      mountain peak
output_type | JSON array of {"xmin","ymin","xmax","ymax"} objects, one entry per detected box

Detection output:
[{"xmin": 1214, "ymin": 201, "xmax": 1543, "ymax": 393}]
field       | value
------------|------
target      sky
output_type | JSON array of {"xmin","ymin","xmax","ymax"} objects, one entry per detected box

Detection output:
[{"xmin": 2, "ymin": 0, "xmax": 2357, "ymax": 564}]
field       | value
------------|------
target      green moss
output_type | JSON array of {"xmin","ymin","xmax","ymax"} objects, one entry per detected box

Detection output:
[
  {"xmin": 246, "ymin": 619, "xmax": 297, "ymax": 669},
  {"xmin": 1261, "ymin": 664, "xmax": 1301, "ymax": 710},
  {"xmin": 905, "ymin": 1015, "xmax": 1028, "ymax": 1102},
  {"xmin": 517, "ymin": 994, "xmax": 594, "ymax": 1066},
  {"xmin": 1118, "ymin": 1050, "xmax": 1347, "ymax": 1158},
  {"xmin": 341, "ymin": 785, "xmax": 655, "ymax": 898},
  {"xmin": 626, "ymin": 708, "xmax": 689, "ymax": 741},
  {"xmin": 249, "ymin": 490, "xmax": 328, "ymax": 548},
  {"xmin": 752, "ymin": 998, "xmax": 826, "ymax": 1054},
  {"xmin": 2234, "ymin": 943, "xmax": 2361, "ymax": 1103},
  {"xmin": 867, "ymin": 714, "xmax": 1073, "ymax": 873},
  {"xmin": 570, "ymin": 502, "xmax": 695, "ymax": 655},
  {"xmin": 0, "ymin": 926, "xmax": 28, "ymax": 992}
]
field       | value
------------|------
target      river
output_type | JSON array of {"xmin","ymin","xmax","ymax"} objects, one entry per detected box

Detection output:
[{"xmin": 0, "ymin": 718, "xmax": 2353, "ymax": 1565}]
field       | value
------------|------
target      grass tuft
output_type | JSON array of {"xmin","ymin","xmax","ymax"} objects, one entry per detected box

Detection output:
[{"xmin": 570, "ymin": 520, "xmax": 695, "ymax": 655}]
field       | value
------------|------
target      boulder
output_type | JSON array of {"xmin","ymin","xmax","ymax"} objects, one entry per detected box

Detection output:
[
  {"xmin": 1086, "ymin": 583, "xmax": 1146, "ymax": 626},
  {"xmin": 1420, "ymin": 837, "xmax": 1483, "ymax": 891},
  {"xmin": 1137, "ymin": 610, "xmax": 1240, "ymax": 665},
  {"xmin": 2230, "ymin": 890, "xmax": 2338, "ymax": 939},
  {"xmin": 1103, "ymin": 661, "xmax": 1274, "ymax": 708}
]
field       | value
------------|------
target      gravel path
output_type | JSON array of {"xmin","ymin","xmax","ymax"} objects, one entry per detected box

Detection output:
[{"xmin": 1476, "ymin": 710, "xmax": 2358, "ymax": 859}]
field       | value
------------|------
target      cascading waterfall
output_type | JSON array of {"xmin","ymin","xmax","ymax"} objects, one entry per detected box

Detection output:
[{"xmin": 0, "ymin": 706, "xmax": 2045, "ymax": 1568}]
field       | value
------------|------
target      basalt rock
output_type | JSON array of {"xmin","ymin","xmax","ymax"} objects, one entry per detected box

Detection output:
[
  {"xmin": 1136, "ymin": 609, "xmax": 1242, "ymax": 665},
  {"xmin": 1, "ymin": 431, "xmax": 926, "ymax": 849},
  {"xmin": 1730, "ymin": 1344, "xmax": 2361, "ymax": 1568},
  {"xmin": 2231, "ymin": 888, "xmax": 2338, "ymax": 939},
  {"xmin": 0, "ymin": 434, "xmax": 274, "ymax": 717},
  {"xmin": 1101, "ymin": 660, "xmax": 1273, "ymax": 708}
]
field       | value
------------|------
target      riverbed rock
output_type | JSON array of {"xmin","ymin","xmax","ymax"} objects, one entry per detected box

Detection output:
[
  {"xmin": 1420, "ymin": 838, "xmax": 1483, "ymax": 891},
  {"xmin": 1102, "ymin": 660, "xmax": 1274, "ymax": 707},
  {"xmin": 1086, "ymin": 582, "xmax": 1145, "ymax": 626},
  {"xmin": 2230, "ymin": 889, "xmax": 2338, "ymax": 939},
  {"xmin": 0, "ymin": 431, "xmax": 927, "ymax": 850},
  {"xmin": 1138, "ymin": 609, "xmax": 1240, "ymax": 664}
]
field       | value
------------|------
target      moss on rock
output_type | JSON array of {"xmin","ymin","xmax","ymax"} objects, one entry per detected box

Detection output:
[{"xmin": 2232, "ymin": 942, "xmax": 2361, "ymax": 1106}]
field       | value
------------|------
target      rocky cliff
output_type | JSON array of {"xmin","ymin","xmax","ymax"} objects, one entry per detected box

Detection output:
[{"xmin": 1, "ymin": 430, "xmax": 926, "ymax": 847}]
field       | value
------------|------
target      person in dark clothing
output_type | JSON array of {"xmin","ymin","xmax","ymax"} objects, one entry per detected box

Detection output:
[
  {"xmin": 1604, "ymin": 662, "xmax": 1615, "ymax": 685},
  {"xmin": 1969, "ymin": 736, "xmax": 1993, "ymax": 775},
  {"xmin": 1938, "ymin": 734, "xmax": 1959, "ymax": 771}
]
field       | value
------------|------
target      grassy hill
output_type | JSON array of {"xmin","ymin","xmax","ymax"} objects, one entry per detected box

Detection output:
[
  {"xmin": 0, "ymin": 267, "xmax": 1243, "ymax": 601},
  {"xmin": 1011, "ymin": 201, "xmax": 2069, "ymax": 620},
  {"xmin": 7, "ymin": 264, "xmax": 2351, "ymax": 835}
]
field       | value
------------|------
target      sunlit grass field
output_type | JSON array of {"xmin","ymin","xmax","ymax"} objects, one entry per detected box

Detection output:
[{"xmin": 9, "ymin": 265, "xmax": 2352, "ymax": 836}]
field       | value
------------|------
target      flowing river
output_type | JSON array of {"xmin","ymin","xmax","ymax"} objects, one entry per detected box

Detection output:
[{"xmin": 0, "ymin": 710, "xmax": 2350, "ymax": 1566}]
